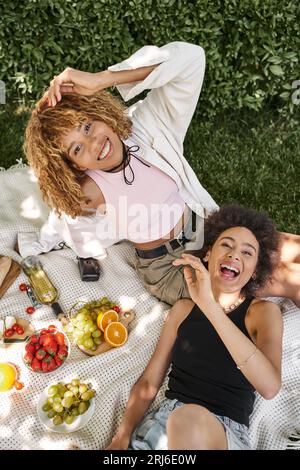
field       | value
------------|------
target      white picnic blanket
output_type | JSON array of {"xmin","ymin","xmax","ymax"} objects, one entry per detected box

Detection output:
[{"xmin": 0, "ymin": 165, "xmax": 299, "ymax": 450}]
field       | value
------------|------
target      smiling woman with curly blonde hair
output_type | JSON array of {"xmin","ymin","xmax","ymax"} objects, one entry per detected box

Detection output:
[
  {"xmin": 24, "ymin": 91, "xmax": 132, "ymax": 218},
  {"xmin": 22, "ymin": 42, "xmax": 300, "ymax": 310}
]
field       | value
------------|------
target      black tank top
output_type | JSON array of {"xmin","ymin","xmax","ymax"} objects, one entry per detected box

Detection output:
[{"xmin": 166, "ymin": 298, "xmax": 256, "ymax": 426}]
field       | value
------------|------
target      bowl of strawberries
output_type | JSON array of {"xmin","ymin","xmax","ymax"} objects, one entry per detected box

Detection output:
[{"xmin": 22, "ymin": 326, "xmax": 70, "ymax": 373}]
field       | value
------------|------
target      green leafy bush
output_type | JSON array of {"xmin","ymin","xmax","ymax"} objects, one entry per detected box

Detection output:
[{"xmin": 0, "ymin": 0, "xmax": 299, "ymax": 116}]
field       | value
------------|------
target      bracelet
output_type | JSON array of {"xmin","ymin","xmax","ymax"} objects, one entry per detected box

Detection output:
[{"xmin": 237, "ymin": 347, "xmax": 258, "ymax": 370}]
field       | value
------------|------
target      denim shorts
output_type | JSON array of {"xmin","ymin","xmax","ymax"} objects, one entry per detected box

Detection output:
[{"xmin": 130, "ymin": 398, "xmax": 252, "ymax": 451}]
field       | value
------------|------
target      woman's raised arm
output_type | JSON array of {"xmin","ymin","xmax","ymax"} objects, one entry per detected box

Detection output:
[{"xmin": 45, "ymin": 64, "xmax": 157, "ymax": 107}]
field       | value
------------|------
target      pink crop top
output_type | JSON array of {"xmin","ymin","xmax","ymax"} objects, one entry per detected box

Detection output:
[{"xmin": 85, "ymin": 148, "xmax": 185, "ymax": 243}]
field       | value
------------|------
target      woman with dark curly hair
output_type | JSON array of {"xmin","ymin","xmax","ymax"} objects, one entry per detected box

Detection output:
[
  {"xmin": 22, "ymin": 42, "xmax": 300, "ymax": 307},
  {"xmin": 198, "ymin": 205, "xmax": 280, "ymax": 298},
  {"xmin": 106, "ymin": 205, "xmax": 283, "ymax": 450}
]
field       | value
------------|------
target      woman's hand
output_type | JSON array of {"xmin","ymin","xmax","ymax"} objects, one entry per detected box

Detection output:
[
  {"xmin": 173, "ymin": 253, "xmax": 216, "ymax": 313},
  {"xmin": 44, "ymin": 67, "xmax": 107, "ymax": 107},
  {"xmin": 43, "ymin": 64, "xmax": 158, "ymax": 108},
  {"xmin": 105, "ymin": 434, "xmax": 130, "ymax": 450}
]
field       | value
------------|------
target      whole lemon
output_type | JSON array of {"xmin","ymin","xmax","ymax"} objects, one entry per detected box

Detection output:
[{"xmin": 0, "ymin": 363, "xmax": 17, "ymax": 392}]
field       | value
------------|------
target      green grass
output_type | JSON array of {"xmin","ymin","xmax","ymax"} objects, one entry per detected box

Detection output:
[
  {"xmin": 185, "ymin": 106, "xmax": 300, "ymax": 234},
  {"xmin": 0, "ymin": 105, "xmax": 30, "ymax": 169},
  {"xmin": 0, "ymin": 104, "xmax": 299, "ymax": 233}
]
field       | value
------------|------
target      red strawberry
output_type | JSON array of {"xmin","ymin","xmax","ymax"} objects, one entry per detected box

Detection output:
[
  {"xmin": 31, "ymin": 358, "xmax": 42, "ymax": 372},
  {"xmin": 43, "ymin": 334, "xmax": 54, "ymax": 347},
  {"xmin": 54, "ymin": 355, "xmax": 63, "ymax": 367},
  {"xmin": 40, "ymin": 329, "xmax": 48, "ymax": 335},
  {"xmin": 57, "ymin": 347, "xmax": 68, "ymax": 361},
  {"xmin": 43, "ymin": 354, "xmax": 51, "ymax": 363},
  {"xmin": 41, "ymin": 354, "xmax": 51, "ymax": 372},
  {"xmin": 54, "ymin": 332, "xmax": 65, "ymax": 346},
  {"xmin": 44, "ymin": 340, "xmax": 58, "ymax": 357},
  {"xmin": 30, "ymin": 335, "xmax": 39, "ymax": 344},
  {"xmin": 35, "ymin": 349, "xmax": 46, "ymax": 360},
  {"xmin": 24, "ymin": 351, "xmax": 34, "ymax": 364},
  {"xmin": 25, "ymin": 343, "xmax": 36, "ymax": 355},
  {"xmin": 47, "ymin": 358, "xmax": 57, "ymax": 372},
  {"xmin": 39, "ymin": 334, "xmax": 47, "ymax": 345}
]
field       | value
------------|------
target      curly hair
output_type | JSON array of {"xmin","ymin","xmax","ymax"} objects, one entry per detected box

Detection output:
[
  {"xmin": 23, "ymin": 91, "xmax": 132, "ymax": 218},
  {"xmin": 199, "ymin": 205, "xmax": 280, "ymax": 297}
]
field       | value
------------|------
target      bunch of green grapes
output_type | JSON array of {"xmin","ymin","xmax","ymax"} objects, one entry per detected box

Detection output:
[
  {"xmin": 42, "ymin": 379, "xmax": 96, "ymax": 426},
  {"xmin": 64, "ymin": 297, "xmax": 116, "ymax": 350}
]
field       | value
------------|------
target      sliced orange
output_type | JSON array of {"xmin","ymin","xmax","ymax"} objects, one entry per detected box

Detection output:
[
  {"xmin": 104, "ymin": 322, "xmax": 128, "ymax": 347},
  {"xmin": 97, "ymin": 310, "xmax": 119, "ymax": 332}
]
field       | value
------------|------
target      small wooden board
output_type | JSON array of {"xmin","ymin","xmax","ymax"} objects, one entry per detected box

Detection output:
[
  {"xmin": 0, "ymin": 318, "xmax": 35, "ymax": 350},
  {"xmin": 77, "ymin": 310, "xmax": 135, "ymax": 356},
  {"xmin": 0, "ymin": 257, "xmax": 21, "ymax": 299}
]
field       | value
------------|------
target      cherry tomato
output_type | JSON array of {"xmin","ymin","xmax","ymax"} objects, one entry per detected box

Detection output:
[
  {"xmin": 26, "ymin": 306, "xmax": 35, "ymax": 315},
  {"xmin": 47, "ymin": 325, "xmax": 56, "ymax": 331},
  {"xmin": 16, "ymin": 326, "xmax": 24, "ymax": 335},
  {"xmin": 15, "ymin": 381, "xmax": 24, "ymax": 390},
  {"xmin": 4, "ymin": 328, "xmax": 14, "ymax": 338},
  {"xmin": 12, "ymin": 323, "xmax": 19, "ymax": 331},
  {"xmin": 19, "ymin": 283, "xmax": 28, "ymax": 292},
  {"xmin": 113, "ymin": 306, "xmax": 121, "ymax": 313}
]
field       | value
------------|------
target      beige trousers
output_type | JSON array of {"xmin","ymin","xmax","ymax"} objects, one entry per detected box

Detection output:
[{"xmin": 134, "ymin": 213, "xmax": 204, "ymax": 306}]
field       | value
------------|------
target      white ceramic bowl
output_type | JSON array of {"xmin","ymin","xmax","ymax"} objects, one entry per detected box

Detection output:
[
  {"xmin": 22, "ymin": 327, "xmax": 70, "ymax": 374},
  {"xmin": 37, "ymin": 381, "xmax": 95, "ymax": 433}
]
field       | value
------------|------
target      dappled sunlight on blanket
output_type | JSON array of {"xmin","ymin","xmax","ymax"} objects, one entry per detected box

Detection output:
[
  {"xmin": 290, "ymin": 339, "xmax": 300, "ymax": 368},
  {"xmin": 81, "ymin": 239, "xmax": 105, "ymax": 257},
  {"xmin": 18, "ymin": 416, "xmax": 40, "ymax": 441},
  {"xmin": 0, "ymin": 395, "xmax": 12, "ymax": 422},
  {"xmin": 119, "ymin": 295, "xmax": 137, "ymax": 311},
  {"xmin": 0, "ymin": 425, "xmax": 13, "ymax": 438},
  {"xmin": 135, "ymin": 304, "xmax": 166, "ymax": 337},
  {"xmin": 39, "ymin": 436, "xmax": 70, "ymax": 450},
  {"xmin": 20, "ymin": 196, "xmax": 41, "ymax": 219}
]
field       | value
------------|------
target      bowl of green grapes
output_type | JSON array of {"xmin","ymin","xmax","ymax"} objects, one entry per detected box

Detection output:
[{"xmin": 37, "ymin": 378, "xmax": 96, "ymax": 433}]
